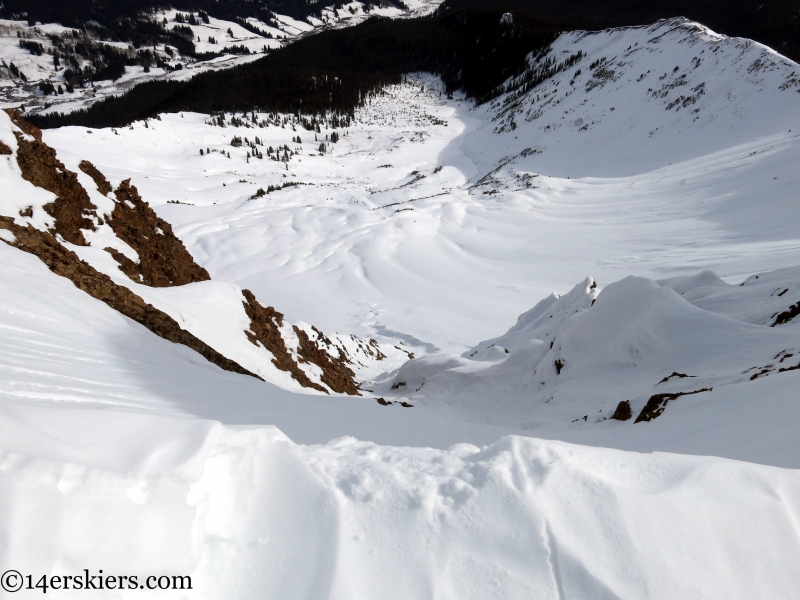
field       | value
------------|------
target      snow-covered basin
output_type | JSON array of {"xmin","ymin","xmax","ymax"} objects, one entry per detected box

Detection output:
[{"xmin": 42, "ymin": 19, "xmax": 800, "ymax": 357}]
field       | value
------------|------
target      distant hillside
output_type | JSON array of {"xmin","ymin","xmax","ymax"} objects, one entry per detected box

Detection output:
[
  {"xmin": 447, "ymin": 0, "xmax": 800, "ymax": 63},
  {"xmin": 1, "ymin": 0, "xmax": 367, "ymax": 29},
  {"xmin": 28, "ymin": 6, "xmax": 564, "ymax": 128},
  {"xmin": 27, "ymin": 0, "xmax": 800, "ymax": 130}
]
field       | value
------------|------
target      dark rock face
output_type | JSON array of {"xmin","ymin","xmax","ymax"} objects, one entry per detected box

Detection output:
[
  {"xmin": 610, "ymin": 400, "xmax": 632, "ymax": 421},
  {"xmin": 0, "ymin": 140, "xmax": 11, "ymax": 155},
  {"xmin": 79, "ymin": 160, "xmax": 112, "ymax": 195},
  {"xmin": 0, "ymin": 216, "xmax": 259, "ymax": 380},
  {"xmin": 107, "ymin": 179, "xmax": 211, "ymax": 287},
  {"xmin": 5, "ymin": 108, "xmax": 97, "ymax": 246},
  {"xmin": 293, "ymin": 325, "xmax": 360, "ymax": 395},
  {"xmin": 241, "ymin": 289, "xmax": 328, "ymax": 393},
  {"xmin": 634, "ymin": 388, "xmax": 712, "ymax": 423},
  {"xmin": 240, "ymin": 291, "xmax": 361, "ymax": 395},
  {"xmin": 773, "ymin": 301, "xmax": 800, "ymax": 326}
]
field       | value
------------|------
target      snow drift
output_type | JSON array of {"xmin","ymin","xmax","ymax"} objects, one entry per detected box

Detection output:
[
  {"xmin": 383, "ymin": 271, "xmax": 800, "ymax": 429},
  {"xmin": 4, "ymin": 408, "xmax": 800, "ymax": 600}
]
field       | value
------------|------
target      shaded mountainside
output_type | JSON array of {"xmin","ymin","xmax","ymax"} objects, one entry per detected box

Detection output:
[
  {"xmin": 6, "ymin": 0, "xmax": 799, "ymax": 57},
  {"xmin": 30, "ymin": 7, "xmax": 563, "ymax": 128},
  {"xmin": 0, "ymin": 109, "xmax": 385, "ymax": 395},
  {"xmin": 29, "ymin": 0, "xmax": 800, "ymax": 129}
]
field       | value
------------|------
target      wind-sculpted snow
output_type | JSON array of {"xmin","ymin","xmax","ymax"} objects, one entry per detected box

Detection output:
[
  {"xmin": 37, "ymin": 18, "xmax": 800, "ymax": 357},
  {"xmin": 2, "ymin": 404, "xmax": 800, "ymax": 599},
  {"xmin": 659, "ymin": 266, "xmax": 800, "ymax": 326},
  {"xmin": 382, "ymin": 273, "xmax": 800, "ymax": 428}
]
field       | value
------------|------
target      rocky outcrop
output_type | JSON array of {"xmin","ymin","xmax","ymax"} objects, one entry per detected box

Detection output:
[
  {"xmin": 634, "ymin": 388, "xmax": 712, "ymax": 423},
  {"xmin": 5, "ymin": 108, "xmax": 97, "ymax": 245},
  {"xmin": 79, "ymin": 160, "xmax": 112, "ymax": 195},
  {"xmin": 0, "ymin": 216, "xmax": 259, "ymax": 380},
  {"xmin": 107, "ymin": 179, "xmax": 210, "ymax": 286},
  {"xmin": 241, "ymin": 290, "xmax": 329, "ymax": 393},
  {"xmin": 293, "ymin": 325, "xmax": 360, "ymax": 395},
  {"xmin": 0, "ymin": 140, "xmax": 11, "ymax": 155},
  {"xmin": 2, "ymin": 110, "xmax": 364, "ymax": 395},
  {"xmin": 772, "ymin": 301, "xmax": 800, "ymax": 326},
  {"xmin": 610, "ymin": 400, "xmax": 632, "ymax": 421}
]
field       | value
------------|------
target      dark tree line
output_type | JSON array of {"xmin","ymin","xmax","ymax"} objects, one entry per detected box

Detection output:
[
  {"xmin": 6, "ymin": 0, "xmax": 800, "ymax": 58},
  {"xmin": 30, "ymin": 5, "xmax": 563, "ymax": 129}
]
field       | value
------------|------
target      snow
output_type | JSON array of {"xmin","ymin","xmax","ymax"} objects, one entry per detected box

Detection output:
[
  {"xmin": 3, "ymin": 17, "xmax": 800, "ymax": 597},
  {"xmin": 379, "ymin": 273, "xmax": 800, "ymax": 436},
  {"xmin": 659, "ymin": 265, "xmax": 800, "ymax": 326}
]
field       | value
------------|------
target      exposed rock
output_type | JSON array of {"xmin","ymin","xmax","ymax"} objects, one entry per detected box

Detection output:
[
  {"xmin": 5, "ymin": 109, "xmax": 40, "ymax": 139},
  {"xmin": 0, "ymin": 216, "xmax": 259, "ymax": 380},
  {"xmin": 107, "ymin": 179, "xmax": 210, "ymax": 286},
  {"xmin": 634, "ymin": 388, "xmax": 712, "ymax": 423},
  {"xmin": 293, "ymin": 325, "xmax": 360, "ymax": 395},
  {"xmin": 0, "ymin": 141, "xmax": 11, "ymax": 155},
  {"xmin": 772, "ymin": 301, "xmax": 800, "ymax": 326},
  {"xmin": 656, "ymin": 371, "xmax": 695, "ymax": 385},
  {"xmin": 610, "ymin": 400, "xmax": 632, "ymax": 421},
  {"xmin": 4, "ymin": 108, "xmax": 96, "ymax": 245},
  {"xmin": 79, "ymin": 160, "xmax": 112, "ymax": 195},
  {"xmin": 241, "ymin": 289, "xmax": 328, "ymax": 393}
]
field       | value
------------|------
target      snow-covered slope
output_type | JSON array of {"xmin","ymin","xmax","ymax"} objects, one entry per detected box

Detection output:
[
  {"xmin": 0, "ymin": 108, "xmax": 407, "ymax": 395},
  {"xmin": 0, "ymin": 17, "xmax": 264, "ymax": 114},
  {"xmin": 4, "ymin": 401, "xmax": 800, "ymax": 599},
  {"xmin": 2, "ymin": 17, "xmax": 800, "ymax": 598},
  {"xmin": 2, "ymin": 242, "xmax": 800, "ymax": 597},
  {"xmin": 483, "ymin": 17, "xmax": 800, "ymax": 176},
  {"xmin": 379, "ymin": 270, "xmax": 800, "ymax": 430}
]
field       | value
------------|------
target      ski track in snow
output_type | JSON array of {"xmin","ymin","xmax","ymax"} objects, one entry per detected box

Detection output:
[{"xmin": 2, "ymin": 18, "xmax": 800, "ymax": 598}]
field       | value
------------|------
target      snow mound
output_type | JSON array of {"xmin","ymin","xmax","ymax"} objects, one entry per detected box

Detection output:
[
  {"xmin": 381, "ymin": 272, "xmax": 800, "ymax": 428},
  {"xmin": 3, "ymin": 408, "xmax": 800, "ymax": 599},
  {"xmin": 660, "ymin": 264, "xmax": 800, "ymax": 326}
]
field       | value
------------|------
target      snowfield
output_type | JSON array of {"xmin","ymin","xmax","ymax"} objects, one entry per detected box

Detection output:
[{"xmin": 2, "ymin": 17, "xmax": 800, "ymax": 598}]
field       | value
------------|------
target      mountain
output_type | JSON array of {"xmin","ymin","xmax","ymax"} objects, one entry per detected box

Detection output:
[{"xmin": 2, "ymin": 12, "xmax": 800, "ymax": 599}]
